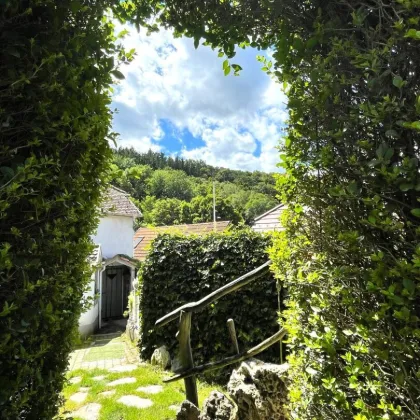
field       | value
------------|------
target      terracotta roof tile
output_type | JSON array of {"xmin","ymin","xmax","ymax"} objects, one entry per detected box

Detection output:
[
  {"xmin": 102, "ymin": 186, "xmax": 141, "ymax": 218},
  {"xmin": 133, "ymin": 221, "xmax": 230, "ymax": 261}
]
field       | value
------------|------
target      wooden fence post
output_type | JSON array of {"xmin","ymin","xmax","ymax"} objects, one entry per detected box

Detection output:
[
  {"xmin": 178, "ymin": 310, "xmax": 198, "ymax": 406},
  {"xmin": 227, "ymin": 318, "xmax": 240, "ymax": 369},
  {"xmin": 227, "ymin": 319, "xmax": 239, "ymax": 354}
]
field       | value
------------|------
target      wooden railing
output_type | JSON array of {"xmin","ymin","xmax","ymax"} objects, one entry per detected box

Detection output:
[{"xmin": 155, "ymin": 260, "xmax": 287, "ymax": 405}]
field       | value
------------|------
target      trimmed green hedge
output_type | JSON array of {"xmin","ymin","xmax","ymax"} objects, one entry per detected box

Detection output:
[
  {"xmin": 139, "ymin": 230, "xmax": 280, "ymax": 380},
  {"xmin": 0, "ymin": 1, "xmax": 136, "ymax": 417}
]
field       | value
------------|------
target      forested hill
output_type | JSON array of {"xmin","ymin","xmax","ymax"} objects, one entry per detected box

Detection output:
[{"xmin": 112, "ymin": 147, "xmax": 280, "ymax": 227}]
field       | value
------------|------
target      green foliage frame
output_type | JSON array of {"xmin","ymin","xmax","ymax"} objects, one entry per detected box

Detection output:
[
  {"xmin": 0, "ymin": 1, "xmax": 151, "ymax": 417},
  {"xmin": 144, "ymin": 0, "xmax": 420, "ymax": 418},
  {"xmin": 139, "ymin": 230, "xmax": 280, "ymax": 382}
]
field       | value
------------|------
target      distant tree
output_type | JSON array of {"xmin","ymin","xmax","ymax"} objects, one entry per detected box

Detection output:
[
  {"xmin": 111, "ymin": 163, "xmax": 153, "ymax": 200},
  {"xmin": 147, "ymin": 168, "xmax": 194, "ymax": 201},
  {"xmin": 147, "ymin": 197, "xmax": 187, "ymax": 226},
  {"xmin": 190, "ymin": 194, "xmax": 243, "ymax": 225},
  {"xmin": 244, "ymin": 192, "xmax": 278, "ymax": 223}
]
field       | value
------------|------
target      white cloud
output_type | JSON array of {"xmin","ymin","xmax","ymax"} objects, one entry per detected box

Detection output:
[{"xmin": 111, "ymin": 23, "xmax": 288, "ymax": 172}]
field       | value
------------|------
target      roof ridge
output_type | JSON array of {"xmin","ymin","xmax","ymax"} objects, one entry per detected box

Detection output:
[
  {"xmin": 109, "ymin": 185, "xmax": 129, "ymax": 195},
  {"xmin": 252, "ymin": 204, "xmax": 284, "ymax": 222},
  {"xmin": 149, "ymin": 220, "xmax": 230, "ymax": 229}
]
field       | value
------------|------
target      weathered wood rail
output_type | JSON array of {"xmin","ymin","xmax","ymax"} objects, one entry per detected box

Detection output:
[{"xmin": 154, "ymin": 260, "xmax": 286, "ymax": 404}]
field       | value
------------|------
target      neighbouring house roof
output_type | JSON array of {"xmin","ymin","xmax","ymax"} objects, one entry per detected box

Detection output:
[
  {"xmin": 101, "ymin": 186, "xmax": 142, "ymax": 218},
  {"xmin": 133, "ymin": 221, "xmax": 231, "ymax": 261},
  {"xmin": 251, "ymin": 204, "xmax": 286, "ymax": 233}
]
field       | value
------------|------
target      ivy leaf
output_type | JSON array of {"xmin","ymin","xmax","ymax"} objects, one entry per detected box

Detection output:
[
  {"xmin": 403, "ymin": 278, "xmax": 415, "ymax": 294},
  {"xmin": 411, "ymin": 208, "xmax": 420, "ymax": 218},
  {"xmin": 368, "ymin": 215, "xmax": 376, "ymax": 224},
  {"xmin": 0, "ymin": 166, "xmax": 14, "ymax": 181},
  {"xmin": 224, "ymin": 65, "xmax": 231, "ymax": 76},
  {"xmin": 410, "ymin": 121, "xmax": 420, "ymax": 130},
  {"xmin": 393, "ymin": 76, "xmax": 403, "ymax": 88},
  {"xmin": 404, "ymin": 28, "xmax": 420, "ymax": 39},
  {"xmin": 111, "ymin": 70, "xmax": 125, "ymax": 80},
  {"xmin": 399, "ymin": 183, "xmax": 413, "ymax": 192}
]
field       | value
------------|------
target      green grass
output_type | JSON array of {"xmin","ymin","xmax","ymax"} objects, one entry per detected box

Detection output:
[
  {"xmin": 62, "ymin": 364, "xmax": 223, "ymax": 420},
  {"xmin": 84, "ymin": 343, "xmax": 126, "ymax": 361}
]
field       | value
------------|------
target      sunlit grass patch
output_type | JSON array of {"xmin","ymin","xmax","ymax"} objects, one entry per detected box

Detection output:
[{"xmin": 61, "ymin": 364, "xmax": 223, "ymax": 420}]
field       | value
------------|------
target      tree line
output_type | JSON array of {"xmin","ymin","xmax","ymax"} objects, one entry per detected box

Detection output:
[{"xmin": 112, "ymin": 147, "xmax": 280, "ymax": 226}]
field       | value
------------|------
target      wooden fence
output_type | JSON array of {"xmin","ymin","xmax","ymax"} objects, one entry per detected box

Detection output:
[{"xmin": 154, "ymin": 260, "xmax": 287, "ymax": 405}]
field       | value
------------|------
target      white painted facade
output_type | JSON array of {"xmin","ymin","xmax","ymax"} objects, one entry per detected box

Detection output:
[
  {"xmin": 78, "ymin": 186, "xmax": 141, "ymax": 337},
  {"xmin": 79, "ymin": 249, "xmax": 102, "ymax": 337},
  {"xmin": 91, "ymin": 215, "xmax": 135, "ymax": 258}
]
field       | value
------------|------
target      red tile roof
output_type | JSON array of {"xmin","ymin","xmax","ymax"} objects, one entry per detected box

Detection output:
[
  {"xmin": 133, "ymin": 221, "xmax": 231, "ymax": 261},
  {"xmin": 101, "ymin": 186, "xmax": 141, "ymax": 218}
]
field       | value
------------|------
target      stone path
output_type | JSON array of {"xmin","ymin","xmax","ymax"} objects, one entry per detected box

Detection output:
[
  {"xmin": 117, "ymin": 395, "xmax": 153, "ymax": 409},
  {"xmin": 66, "ymin": 332, "xmax": 170, "ymax": 419},
  {"xmin": 107, "ymin": 377, "xmax": 136, "ymax": 386},
  {"xmin": 71, "ymin": 403, "xmax": 101, "ymax": 420},
  {"xmin": 68, "ymin": 332, "xmax": 138, "ymax": 371},
  {"xmin": 137, "ymin": 385, "xmax": 163, "ymax": 394}
]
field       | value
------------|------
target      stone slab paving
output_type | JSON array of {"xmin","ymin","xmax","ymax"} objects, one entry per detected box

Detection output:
[
  {"xmin": 69, "ymin": 392, "xmax": 88, "ymax": 403},
  {"xmin": 98, "ymin": 390, "xmax": 116, "ymax": 398},
  {"xmin": 108, "ymin": 377, "xmax": 136, "ymax": 386},
  {"xmin": 108, "ymin": 364, "xmax": 138, "ymax": 373},
  {"xmin": 68, "ymin": 332, "xmax": 139, "ymax": 371},
  {"xmin": 71, "ymin": 403, "xmax": 101, "ymax": 420},
  {"xmin": 69, "ymin": 376, "xmax": 82, "ymax": 384},
  {"xmin": 137, "ymin": 385, "xmax": 163, "ymax": 394},
  {"xmin": 117, "ymin": 395, "xmax": 153, "ymax": 409},
  {"xmin": 92, "ymin": 375, "xmax": 107, "ymax": 381}
]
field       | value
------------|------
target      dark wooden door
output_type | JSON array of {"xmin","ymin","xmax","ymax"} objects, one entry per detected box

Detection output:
[{"xmin": 102, "ymin": 266, "xmax": 125, "ymax": 319}]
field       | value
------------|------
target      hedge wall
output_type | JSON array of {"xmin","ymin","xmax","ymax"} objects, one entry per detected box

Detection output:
[
  {"xmin": 139, "ymin": 230, "xmax": 280, "ymax": 381},
  {"xmin": 0, "ymin": 1, "xmax": 145, "ymax": 417}
]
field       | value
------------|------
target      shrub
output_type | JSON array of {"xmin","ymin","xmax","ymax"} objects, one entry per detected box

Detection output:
[
  {"xmin": 0, "ymin": 1, "xmax": 149, "ymax": 417},
  {"xmin": 139, "ymin": 229, "xmax": 280, "ymax": 381},
  {"xmin": 143, "ymin": 1, "xmax": 420, "ymax": 417}
]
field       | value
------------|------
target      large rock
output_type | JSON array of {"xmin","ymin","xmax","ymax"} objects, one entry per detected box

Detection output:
[
  {"xmin": 151, "ymin": 345, "xmax": 171, "ymax": 369},
  {"xmin": 227, "ymin": 359, "xmax": 289, "ymax": 420},
  {"xmin": 200, "ymin": 391, "xmax": 237, "ymax": 420},
  {"xmin": 176, "ymin": 400, "xmax": 200, "ymax": 420}
]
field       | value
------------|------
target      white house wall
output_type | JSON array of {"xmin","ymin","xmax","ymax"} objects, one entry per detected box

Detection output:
[
  {"xmin": 92, "ymin": 215, "xmax": 134, "ymax": 258},
  {"xmin": 78, "ymin": 271, "xmax": 99, "ymax": 337}
]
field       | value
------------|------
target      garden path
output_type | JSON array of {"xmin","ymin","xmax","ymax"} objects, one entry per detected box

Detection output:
[{"xmin": 63, "ymin": 332, "xmax": 218, "ymax": 419}]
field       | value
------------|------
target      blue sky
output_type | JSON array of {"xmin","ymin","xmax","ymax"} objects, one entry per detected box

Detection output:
[{"xmin": 111, "ymin": 24, "xmax": 288, "ymax": 172}]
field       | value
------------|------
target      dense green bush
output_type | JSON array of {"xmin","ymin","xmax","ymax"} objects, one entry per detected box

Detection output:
[
  {"xmin": 0, "ymin": 1, "xmax": 150, "ymax": 417},
  {"xmin": 142, "ymin": 1, "xmax": 420, "ymax": 417},
  {"xmin": 139, "ymin": 230, "xmax": 280, "ymax": 381}
]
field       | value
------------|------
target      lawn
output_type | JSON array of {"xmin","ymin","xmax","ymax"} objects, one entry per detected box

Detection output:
[{"xmin": 62, "ymin": 364, "xmax": 222, "ymax": 420}]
